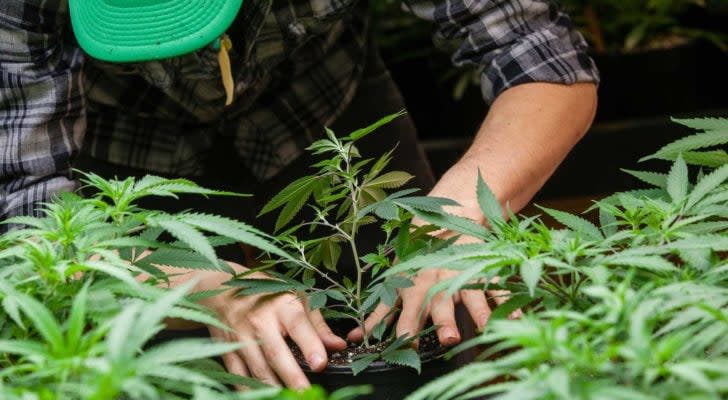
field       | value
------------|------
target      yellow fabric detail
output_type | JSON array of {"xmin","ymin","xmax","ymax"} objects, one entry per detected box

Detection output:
[{"xmin": 218, "ymin": 34, "xmax": 234, "ymax": 106}]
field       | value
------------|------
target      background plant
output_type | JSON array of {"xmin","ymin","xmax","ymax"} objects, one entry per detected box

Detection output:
[
  {"xmin": 381, "ymin": 116, "xmax": 728, "ymax": 399},
  {"xmin": 0, "ymin": 172, "xmax": 366, "ymax": 399},
  {"xmin": 561, "ymin": 0, "xmax": 727, "ymax": 53}
]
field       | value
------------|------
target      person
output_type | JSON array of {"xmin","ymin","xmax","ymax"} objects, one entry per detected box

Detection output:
[{"xmin": 0, "ymin": 0, "xmax": 598, "ymax": 390}]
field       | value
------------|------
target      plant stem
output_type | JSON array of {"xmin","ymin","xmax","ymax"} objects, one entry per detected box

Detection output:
[{"xmin": 342, "ymin": 144, "xmax": 369, "ymax": 347}]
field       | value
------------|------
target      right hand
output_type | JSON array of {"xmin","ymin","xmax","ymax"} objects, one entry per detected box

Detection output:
[{"xmin": 203, "ymin": 269, "xmax": 347, "ymax": 389}]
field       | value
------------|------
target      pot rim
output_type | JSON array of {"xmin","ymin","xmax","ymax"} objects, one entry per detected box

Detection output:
[{"xmin": 299, "ymin": 344, "xmax": 451, "ymax": 375}]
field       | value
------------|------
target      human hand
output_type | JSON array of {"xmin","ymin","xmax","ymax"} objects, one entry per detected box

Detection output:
[
  {"xmin": 345, "ymin": 240, "xmax": 516, "ymax": 347},
  {"xmin": 200, "ymin": 268, "xmax": 347, "ymax": 389},
  {"xmin": 347, "ymin": 159, "xmax": 520, "ymax": 346}
]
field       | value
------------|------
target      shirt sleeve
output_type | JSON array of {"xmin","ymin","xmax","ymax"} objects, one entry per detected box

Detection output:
[
  {"xmin": 405, "ymin": 0, "xmax": 600, "ymax": 103},
  {"xmin": 1, "ymin": 0, "xmax": 85, "ymax": 229}
]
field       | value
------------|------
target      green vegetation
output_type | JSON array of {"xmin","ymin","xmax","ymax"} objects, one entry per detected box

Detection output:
[
  {"xmin": 388, "ymin": 117, "xmax": 728, "ymax": 399},
  {"xmin": 0, "ymin": 172, "xmax": 365, "ymax": 399}
]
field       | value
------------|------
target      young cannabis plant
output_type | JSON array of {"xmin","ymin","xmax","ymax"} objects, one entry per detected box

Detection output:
[
  {"xmin": 394, "ymin": 116, "xmax": 728, "ymax": 399},
  {"xmin": 231, "ymin": 112, "xmax": 458, "ymax": 373},
  {"xmin": 0, "ymin": 172, "xmax": 358, "ymax": 399}
]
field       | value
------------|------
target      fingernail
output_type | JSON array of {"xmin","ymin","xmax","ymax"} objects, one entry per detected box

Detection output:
[
  {"xmin": 309, "ymin": 353, "xmax": 325, "ymax": 369},
  {"xmin": 442, "ymin": 328, "xmax": 459, "ymax": 344}
]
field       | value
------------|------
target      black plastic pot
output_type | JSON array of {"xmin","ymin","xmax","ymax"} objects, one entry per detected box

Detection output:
[{"xmin": 300, "ymin": 347, "xmax": 459, "ymax": 400}]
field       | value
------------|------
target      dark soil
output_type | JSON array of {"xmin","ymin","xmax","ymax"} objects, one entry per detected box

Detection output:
[{"xmin": 289, "ymin": 329, "xmax": 442, "ymax": 369}]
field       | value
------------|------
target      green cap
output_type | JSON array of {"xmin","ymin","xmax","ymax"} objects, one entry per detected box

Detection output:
[{"xmin": 68, "ymin": 0, "xmax": 244, "ymax": 63}]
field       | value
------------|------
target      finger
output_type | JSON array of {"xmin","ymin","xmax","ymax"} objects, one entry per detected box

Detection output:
[
  {"xmin": 488, "ymin": 290, "xmax": 521, "ymax": 320},
  {"xmin": 210, "ymin": 327, "xmax": 251, "ymax": 387},
  {"xmin": 237, "ymin": 335, "xmax": 281, "ymax": 387},
  {"xmin": 489, "ymin": 289, "xmax": 511, "ymax": 306},
  {"xmin": 309, "ymin": 309, "xmax": 347, "ymax": 350},
  {"xmin": 430, "ymin": 292, "xmax": 460, "ymax": 346},
  {"xmin": 259, "ymin": 327, "xmax": 311, "ymax": 389},
  {"xmin": 396, "ymin": 286, "xmax": 430, "ymax": 344},
  {"xmin": 460, "ymin": 289, "xmax": 491, "ymax": 331},
  {"xmin": 221, "ymin": 352, "xmax": 250, "ymax": 391},
  {"xmin": 347, "ymin": 301, "xmax": 393, "ymax": 342},
  {"xmin": 281, "ymin": 309, "xmax": 329, "ymax": 372}
]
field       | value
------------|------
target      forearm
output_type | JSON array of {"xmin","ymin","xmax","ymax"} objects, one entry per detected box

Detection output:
[{"xmin": 430, "ymin": 82, "xmax": 597, "ymax": 222}]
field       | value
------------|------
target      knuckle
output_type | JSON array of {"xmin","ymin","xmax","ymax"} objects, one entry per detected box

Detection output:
[
  {"xmin": 258, "ymin": 376, "xmax": 278, "ymax": 386},
  {"xmin": 248, "ymin": 365, "xmax": 271, "ymax": 380},
  {"xmin": 247, "ymin": 314, "xmax": 270, "ymax": 333}
]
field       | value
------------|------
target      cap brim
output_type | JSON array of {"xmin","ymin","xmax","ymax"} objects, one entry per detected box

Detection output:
[{"xmin": 69, "ymin": 0, "xmax": 243, "ymax": 63}]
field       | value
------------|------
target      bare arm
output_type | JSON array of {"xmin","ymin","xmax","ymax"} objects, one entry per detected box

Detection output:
[
  {"xmin": 429, "ymin": 81, "xmax": 598, "ymax": 221},
  {"xmin": 349, "ymin": 81, "xmax": 597, "ymax": 344}
]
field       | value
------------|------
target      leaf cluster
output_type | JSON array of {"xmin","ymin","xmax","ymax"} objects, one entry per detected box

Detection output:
[
  {"xmin": 399, "ymin": 117, "xmax": 728, "ymax": 399},
  {"xmin": 239, "ymin": 113, "xmax": 456, "ymax": 369},
  {"xmin": 0, "ymin": 172, "xmax": 352, "ymax": 399}
]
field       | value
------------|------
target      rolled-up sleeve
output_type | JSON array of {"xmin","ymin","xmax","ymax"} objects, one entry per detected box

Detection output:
[
  {"xmin": 406, "ymin": 0, "xmax": 600, "ymax": 103},
  {"xmin": 1, "ymin": 0, "xmax": 85, "ymax": 229}
]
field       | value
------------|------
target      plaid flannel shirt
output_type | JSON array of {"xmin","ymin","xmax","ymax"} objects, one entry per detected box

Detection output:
[{"xmin": 0, "ymin": 0, "xmax": 599, "ymax": 224}]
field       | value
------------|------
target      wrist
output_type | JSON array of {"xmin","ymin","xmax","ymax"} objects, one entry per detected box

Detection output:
[{"xmin": 428, "ymin": 156, "xmax": 490, "ymax": 225}]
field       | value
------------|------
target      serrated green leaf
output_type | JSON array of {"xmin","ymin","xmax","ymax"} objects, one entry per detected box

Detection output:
[
  {"xmin": 154, "ymin": 218, "xmax": 217, "ymax": 265},
  {"xmin": 361, "ymin": 187, "xmax": 387, "ymax": 205},
  {"xmin": 394, "ymin": 196, "xmax": 459, "ymax": 213},
  {"xmin": 644, "ymin": 130, "xmax": 728, "ymax": 162},
  {"xmin": 682, "ymin": 150, "xmax": 728, "ymax": 168},
  {"xmin": 320, "ymin": 239, "xmax": 342, "ymax": 272},
  {"xmin": 520, "ymin": 259, "xmax": 543, "ymax": 297},
  {"xmin": 374, "ymin": 202, "xmax": 399, "ymax": 220},
  {"xmin": 686, "ymin": 164, "xmax": 728, "ymax": 210},
  {"xmin": 477, "ymin": 171, "xmax": 504, "ymax": 227},
  {"xmin": 308, "ymin": 292, "xmax": 328, "ymax": 310},
  {"xmin": 351, "ymin": 354, "xmax": 379, "ymax": 375},
  {"xmin": 366, "ymin": 171, "xmax": 414, "ymax": 189},
  {"xmin": 347, "ymin": 111, "xmax": 406, "ymax": 141},
  {"xmin": 667, "ymin": 154, "xmax": 689, "ymax": 204},
  {"xmin": 274, "ymin": 181, "xmax": 316, "ymax": 232},
  {"xmin": 367, "ymin": 149, "xmax": 395, "ymax": 182},
  {"xmin": 140, "ymin": 338, "xmax": 241, "ymax": 365},
  {"xmin": 76, "ymin": 260, "xmax": 141, "ymax": 288},
  {"xmin": 605, "ymin": 255, "xmax": 677, "ymax": 272},
  {"xmin": 622, "ymin": 169, "xmax": 668, "ymax": 188},
  {"xmin": 326, "ymin": 289, "xmax": 347, "ymax": 302},
  {"xmin": 259, "ymin": 176, "xmax": 316, "ymax": 217},
  {"xmin": 404, "ymin": 209, "xmax": 488, "ymax": 239},
  {"xmin": 179, "ymin": 213, "xmax": 292, "ymax": 262},
  {"xmin": 137, "ymin": 248, "xmax": 231, "ymax": 274},
  {"xmin": 0, "ymin": 339, "xmax": 47, "ymax": 358},
  {"xmin": 165, "ymin": 306, "xmax": 230, "ymax": 332},
  {"xmin": 1, "ymin": 216, "xmax": 45, "ymax": 229},
  {"xmin": 671, "ymin": 117, "xmax": 728, "ymax": 131},
  {"xmin": 381, "ymin": 348, "xmax": 420, "ymax": 373},
  {"xmin": 669, "ymin": 364, "xmax": 715, "ymax": 393},
  {"xmin": 227, "ymin": 278, "xmax": 306, "ymax": 296},
  {"xmin": 538, "ymin": 206, "xmax": 603, "ymax": 241},
  {"xmin": 66, "ymin": 281, "xmax": 90, "ymax": 353},
  {"xmin": 599, "ymin": 208, "xmax": 618, "ymax": 237},
  {"xmin": 372, "ymin": 319, "xmax": 388, "ymax": 341},
  {"xmin": 140, "ymin": 364, "xmax": 221, "ymax": 389},
  {"xmin": 489, "ymin": 294, "xmax": 532, "ymax": 320},
  {"xmin": 9, "ymin": 291, "xmax": 64, "ymax": 353},
  {"xmin": 2, "ymin": 296, "xmax": 25, "ymax": 330}
]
